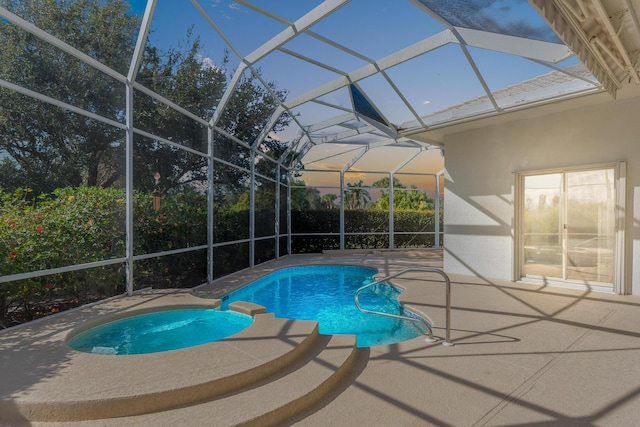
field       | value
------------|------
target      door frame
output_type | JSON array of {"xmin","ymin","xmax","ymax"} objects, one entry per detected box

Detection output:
[{"xmin": 513, "ymin": 162, "xmax": 626, "ymax": 294}]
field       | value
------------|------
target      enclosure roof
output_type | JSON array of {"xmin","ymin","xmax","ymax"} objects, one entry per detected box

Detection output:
[
  {"xmin": 3, "ymin": 0, "xmax": 640, "ymax": 168},
  {"xmin": 169, "ymin": 0, "xmax": 640, "ymax": 165}
]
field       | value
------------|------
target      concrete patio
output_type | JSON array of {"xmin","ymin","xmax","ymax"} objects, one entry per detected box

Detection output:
[{"xmin": 2, "ymin": 251, "xmax": 640, "ymax": 426}]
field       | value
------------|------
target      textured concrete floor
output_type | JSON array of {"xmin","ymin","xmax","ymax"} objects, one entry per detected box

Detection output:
[{"xmin": 2, "ymin": 250, "xmax": 640, "ymax": 426}]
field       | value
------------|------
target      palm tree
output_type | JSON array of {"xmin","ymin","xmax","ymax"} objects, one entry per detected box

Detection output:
[
  {"xmin": 344, "ymin": 180, "xmax": 371, "ymax": 209},
  {"xmin": 321, "ymin": 193, "xmax": 338, "ymax": 209}
]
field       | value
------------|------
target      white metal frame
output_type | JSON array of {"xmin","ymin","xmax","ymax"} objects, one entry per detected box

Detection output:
[{"xmin": 1, "ymin": 0, "xmax": 627, "ymax": 294}]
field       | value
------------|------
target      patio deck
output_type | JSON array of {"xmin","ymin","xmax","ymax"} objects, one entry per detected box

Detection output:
[{"xmin": 2, "ymin": 250, "xmax": 640, "ymax": 426}]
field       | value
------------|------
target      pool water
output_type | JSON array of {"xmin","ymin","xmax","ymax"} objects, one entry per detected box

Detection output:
[
  {"xmin": 68, "ymin": 308, "xmax": 253, "ymax": 355},
  {"xmin": 221, "ymin": 265, "xmax": 425, "ymax": 347}
]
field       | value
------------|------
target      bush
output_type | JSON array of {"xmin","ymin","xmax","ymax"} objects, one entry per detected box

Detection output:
[
  {"xmin": 291, "ymin": 208, "xmax": 439, "ymax": 252},
  {"xmin": 1, "ymin": 186, "xmax": 127, "ymax": 326},
  {"xmin": 1, "ymin": 187, "xmax": 126, "ymax": 274},
  {"xmin": 0, "ymin": 188, "xmax": 440, "ymax": 327},
  {"xmin": 0, "ymin": 186, "xmax": 211, "ymax": 327},
  {"xmin": 134, "ymin": 188, "xmax": 207, "ymax": 254}
]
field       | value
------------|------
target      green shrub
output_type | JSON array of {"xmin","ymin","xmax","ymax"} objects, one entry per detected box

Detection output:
[
  {"xmin": 1, "ymin": 186, "xmax": 126, "ymax": 275},
  {"xmin": 0, "ymin": 188, "xmax": 440, "ymax": 327},
  {"xmin": 0, "ymin": 186, "xmax": 210, "ymax": 326},
  {"xmin": 134, "ymin": 189, "xmax": 207, "ymax": 254},
  {"xmin": 1, "ymin": 186, "xmax": 127, "ymax": 326},
  {"xmin": 291, "ymin": 208, "xmax": 439, "ymax": 252}
]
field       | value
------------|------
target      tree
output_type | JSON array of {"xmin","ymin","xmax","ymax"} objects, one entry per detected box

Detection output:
[
  {"xmin": 372, "ymin": 176, "xmax": 404, "ymax": 210},
  {"xmin": 372, "ymin": 177, "xmax": 434, "ymax": 211},
  {"xmin": 0, "ymin": 0, "xmax": 291, "ymax": 196},
  {"xmin": 321, "ymin": 193, "xmax": 338, "ymax": 209},
  {"xmin": 290, "ymin": 180, "xmax": 321, "ymax": 210},
  {"xmin": 395, "ymin": 185, "xmax": 434, "ymax": 210},
  {"xmin": 133, "ymin": 33, "xmax": 226, "ymax": 193},
  {"xmin": 0, "ymin": 0, "xmax": 139, "ymax": 193},
  {"xmin": 344, "ymin": 180, "xmax": 371, "ymax": 209},
  {"xmin": 135, "ymin": 36, "xmax": 290, "ymax": 194}
]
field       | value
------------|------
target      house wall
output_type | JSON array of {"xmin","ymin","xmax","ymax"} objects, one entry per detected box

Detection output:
[{"xmin": 443, "ymin": 93, "xmax": 640, "ymax": 294}]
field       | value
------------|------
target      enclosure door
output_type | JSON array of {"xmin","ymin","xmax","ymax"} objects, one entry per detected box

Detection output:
[{"xmin": 521, "ymin": 167, "xmax": 615, "ymax": 286}]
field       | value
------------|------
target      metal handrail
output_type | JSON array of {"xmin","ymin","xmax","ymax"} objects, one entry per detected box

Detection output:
[{"xmin": 354, "ymin": 267, "xmax": 453, "ymax": 346}]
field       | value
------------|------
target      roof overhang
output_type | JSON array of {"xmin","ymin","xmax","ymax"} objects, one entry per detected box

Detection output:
[{"xmin": 530, "ymin": 0, "xmax": 640, "ymax": 98}]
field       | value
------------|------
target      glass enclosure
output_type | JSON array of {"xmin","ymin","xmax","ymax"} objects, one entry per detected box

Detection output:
[
  {"xmin": 0, "ymin": 0, "xmax": 604, "ymax": 326},
  {"xmin": 0, "ymin": 0, "xmax": 443, "ymax": 328}
]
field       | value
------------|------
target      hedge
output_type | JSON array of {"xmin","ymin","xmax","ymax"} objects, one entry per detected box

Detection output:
[
  {"xmin": 1, "ymin": 188, "xmax": 441, "ymax": 327},
  {"xmin": 1, "ymin": 186, "xmax": 208, "ymax": 327},
  {"xmin": 291, "ymin": 208, "xmax": 441, "ymax": 252}
]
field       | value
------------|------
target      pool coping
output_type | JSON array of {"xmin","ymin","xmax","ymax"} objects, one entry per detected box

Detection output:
[{"xmin": 0, "ymin": 291, "xmax": 325, "ymax": 422}]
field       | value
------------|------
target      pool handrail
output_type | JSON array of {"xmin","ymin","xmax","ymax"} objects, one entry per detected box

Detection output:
[{"xmin": 354, "ymin": 267, "xmax": 453, "ymax": 346}]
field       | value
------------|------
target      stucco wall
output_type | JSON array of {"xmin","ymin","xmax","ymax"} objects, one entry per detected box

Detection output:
[{"xmin": 443, "ymin": 93, "xmax": 640, "ymax": 294}]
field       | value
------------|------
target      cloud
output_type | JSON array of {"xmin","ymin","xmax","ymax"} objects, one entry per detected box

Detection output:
[
  {"xmin": 422, "ymin": 100, "xmax": 431, "ymax": 105},
  {"xmin": 312, "ymin": 162, "xmax": 347, "ymax": 171},
  {"xmin": 210, "ymin": 0, "xmax": 240, "ymax": 19},
  {"xmin": 343, "ymin": 171, "xmax": 367, "ymax": 181},
  {"xmin": 196, "ymin": 55, "xmax": 224, "ymax": 72}
]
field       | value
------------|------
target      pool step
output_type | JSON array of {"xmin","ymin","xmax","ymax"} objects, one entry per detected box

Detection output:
[
  {"xmin": 1, "ymin": 313, "xmax": 366, "ymax": 425},
  {"xmin": 68, "ymin": 333, "xmax": 366, "ymax": 427}
]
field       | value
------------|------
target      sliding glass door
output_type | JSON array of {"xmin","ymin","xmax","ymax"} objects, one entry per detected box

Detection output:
[{"xmin": 521, "ymin": 167, "xmax": 615, "ymax": 286}]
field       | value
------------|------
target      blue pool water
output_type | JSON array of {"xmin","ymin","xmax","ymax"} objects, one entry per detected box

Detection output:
[
  {"xmin": 221, "ymin": 265, "xmax": 425, "ymax": 347},
  {"xmin": 68, "ymin": 308, "xmax": 253, "ymax": 355}
]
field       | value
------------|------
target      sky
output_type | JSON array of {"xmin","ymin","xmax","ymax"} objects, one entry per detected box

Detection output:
[
  {"xmin": 125, "ymin": 0, "xmax": 570, "ymax": 105},
  {"xmin": 121, "ymin": 0, "xmax": 587, "ymax": 189}
]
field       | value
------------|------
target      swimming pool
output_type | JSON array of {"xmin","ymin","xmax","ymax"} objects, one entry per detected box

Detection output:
[
  {"xmin": 67, "ymin": 308, "xmax": 253, "ymax": 355},
  {"xmin": 220, "ymin": 265, "xmax": 426, "ymax": 347}
]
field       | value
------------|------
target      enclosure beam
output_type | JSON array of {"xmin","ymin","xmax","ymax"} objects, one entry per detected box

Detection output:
[
  {"xmin": 208, "ymin": 126, "xmax": 215, "ymax": 283},
  {"xmin": 249, "ymin": 149, "xmax": 256, "ymax": 268},
  {"xmin": 287, "ymin": 172, "xmax": 292, "ymax": 255},
  {"xmin": 124, "ymin": 84, "xmax": 135, "ymax": 297},
  {"xmin": 123, "ymin": 0, "xmax": 157, "ymax": 296},
  {"xmin": 340, "ymin": 147, "xmax": 369, "ymax": 251},
  {"xmin": 339, "ymin": 172, "xmax": 345, "ymax": 251},
  {"xmin": 435, "ymin": 169, "xmax": 443, "ymax": 248},
  {"xmin": 389, "ymin": 148, "xmax": 424, "ymax": 249},
  {"xmin": 275, "ymin": 163, "xmax": 281, "ymax": 259},
  {"xmin": 388, "ymin": 172, "xmax": 394, "ymax": 249}
]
